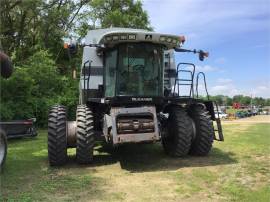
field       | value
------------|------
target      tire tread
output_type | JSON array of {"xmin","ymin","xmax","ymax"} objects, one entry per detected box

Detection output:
[
  {"xmin": 48, "ymin": 105, "xmax": 67, "ymax": 166},
  {"xmin": 76, "ymin": 105, "xmax": 95, "ymax": 164},
  {"xmin": 189, "ymin": 105, "xmax": 214, "ymax": 155}
]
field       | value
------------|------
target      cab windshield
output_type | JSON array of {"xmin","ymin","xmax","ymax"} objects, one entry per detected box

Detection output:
[{"xmin": 105, "ymin": 43, "xmax": 163, "ymax": 97}]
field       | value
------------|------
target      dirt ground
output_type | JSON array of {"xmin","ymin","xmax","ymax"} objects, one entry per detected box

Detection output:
[{"xmin": 222, "ymin": 115, "xmax": 270, "ymax": 124}]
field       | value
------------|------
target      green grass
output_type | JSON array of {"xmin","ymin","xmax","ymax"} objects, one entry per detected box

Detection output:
[{"xmin": 1, "ymin": 123, "xmax": 270, "ymax": 201}]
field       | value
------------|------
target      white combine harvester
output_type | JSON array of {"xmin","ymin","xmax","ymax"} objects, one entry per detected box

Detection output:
[{"xmin": 48, "ymin": 28, "xmax": 223, "ymax": 165}]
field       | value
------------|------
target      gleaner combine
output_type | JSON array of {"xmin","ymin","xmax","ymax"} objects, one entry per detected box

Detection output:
[{"xmin": 48, "ymin": 28, "xmax": 224, "ymax": 166}]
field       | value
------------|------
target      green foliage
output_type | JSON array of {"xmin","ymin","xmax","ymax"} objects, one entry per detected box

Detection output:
[
  {"xmin": 76, "ymin": 0, "xmax": 152, "ymax": 37},
  {"xmin": 90, "ymin": 0, "xmax": 152, "ymax": 30},
  {"xmin": 206, "ymin": 94, "xmax": 269, "ymax": 106},
  {"xmin": 0, "ymin": 67, "xmax": 35, "ymax": 120},
  {"xmin": 0, "ymin": 0, "xmax": 84, "ymax": 62},
  {"xmin": 0, "ymin": 50, "xmax": 78, "ymax": 126},
  {"xmin": 0, "ymin": 0, "xmax": 151, "ymax": 126},
  {"xmin": 232, "ymin": 95, "xmax": 251, "ymax": 105}
]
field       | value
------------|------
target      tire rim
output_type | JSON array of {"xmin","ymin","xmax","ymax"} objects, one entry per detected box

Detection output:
[{"xmin": 0, "ymin": 135, "xmax": 6, "ymax": 164}]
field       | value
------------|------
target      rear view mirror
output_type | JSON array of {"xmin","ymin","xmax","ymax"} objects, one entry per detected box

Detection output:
[
  {"xmin": 64, "ymin": 42, "xmax": 77, "ymax": 55},
  {"xmin": 174, "ymin": 48, "xmax": 209, "ymax": 61},
  {"xmin": 199, "ymin": 50, "xmax": 209, "ymax": 61}
]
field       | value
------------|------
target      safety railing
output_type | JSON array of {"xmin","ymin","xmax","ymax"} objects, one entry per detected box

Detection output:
[
  {"xmin": 195, "ymin": 72, "xmax": 209, "ymax": 100},
  {"xmin": 173, "ymin": 63, "xmax": 196, "ymax": 98}
]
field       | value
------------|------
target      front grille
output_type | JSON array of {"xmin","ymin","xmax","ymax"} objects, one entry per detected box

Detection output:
[{"xmin": 116, "ymin": 115, "xmax": 154, "ymax": 134}]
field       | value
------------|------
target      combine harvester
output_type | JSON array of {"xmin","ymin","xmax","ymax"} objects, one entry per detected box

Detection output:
[{"xmin": 48, "ymin": 28, "xmax": 224, "ymax": 165}]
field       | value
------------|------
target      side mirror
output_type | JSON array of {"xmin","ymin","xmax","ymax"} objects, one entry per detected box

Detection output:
[
  {"xmin": 199, "ymin": 50, "xmax": 209, "ymax": 61},
  {"xmin": 64, "ymin": 42, "xmax": 77, "ymax": 55}
]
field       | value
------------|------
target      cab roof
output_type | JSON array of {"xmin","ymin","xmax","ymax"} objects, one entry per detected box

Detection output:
[{"xmin": 84, "ymin": 28, "xmax": 182, "ymax": 49}]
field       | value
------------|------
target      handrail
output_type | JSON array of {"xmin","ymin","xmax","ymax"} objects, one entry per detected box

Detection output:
[
  {"xmin": 196, "ymin": 72, "xmax": 209, "ymax": 100},
  {"xmin": 82, "ymin": 60, "xmax": 92, "ymax": 102},
  {"xmin": 87, "ymin": 60, "xmax": 93, "ymax": 100},
  {"xmin": 173, "ymin": 63, "xmax": 196, "ymax": 98}
]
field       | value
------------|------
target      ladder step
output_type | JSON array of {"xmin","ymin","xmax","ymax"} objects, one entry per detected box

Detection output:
[
  {"xmin": 178, "ymin": 83, "xmax": 192, "ymax": 86},
  {"xmin": 178, "ymin": 79, "xmax": 192, "ymax": 82},
  {"xmin": 214, "ymin": 118, "xmax": 224, "ymax": 141},
  {"xmin": 175, "ymin": 79, "xmax": 192, "ymax": 82}
]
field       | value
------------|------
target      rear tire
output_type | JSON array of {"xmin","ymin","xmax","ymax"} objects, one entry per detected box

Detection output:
[
  {"xmin": 188, "ymin": 104, "xmax": 214, "ymax": 156},
  {"xmin": 48, "ymin": 105, "xmax": 68, "ymax": 166},
  {"xmin": 76, "ymin": 105, "xmax": 95, "ymax": 164},
  {"xmin": 162, "ymin": 107, "xmax": 193, "ymax": 157},
  {"xmin": 0, "ymin": 129, "xmax": 7, "ymax": 172}
]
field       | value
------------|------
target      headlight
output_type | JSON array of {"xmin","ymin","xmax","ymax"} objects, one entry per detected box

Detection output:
[
  {"xmin": 105, "ymin": 36, "xmax": 112, "ymax": 41},
  {"xmin": 128, "ymin": 34, "xmax": 136, "ymax": 40},
  {"xmin": 112, "ymin": 35, "xmax": 119, "ymax": 40},
  {"xmin": 160, "ymin": 36, "xmax": 166, "ymax": 42},
  {"xmin": 120, "ymin": 35, "xmax": 127, "ymax": 40}
]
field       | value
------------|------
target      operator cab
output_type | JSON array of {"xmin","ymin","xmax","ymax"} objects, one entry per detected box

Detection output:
[
  {"xmin": 105, "ymin": 42, "xmax": 164, "ymax": 97},
  {"xmin": 80, "ymin": 28, "xmax": 184, "ymax": 104}
]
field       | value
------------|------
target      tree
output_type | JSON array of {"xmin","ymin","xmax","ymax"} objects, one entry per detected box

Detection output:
[
  {"xmin": 76, "ymin": 0, "xmax": 152, "ymax": 37},
  {"xmin": 0, "ymin": 67, "xmax": 35, "ymax": 120},
  {"xmin": 0, "ymin": 0, "xmax": 89, "ymax": 63},
  {"xmin": 0, "ymin": 50, "xmax": 78, "ymax": 126},
  {"xmin": 0, "ymin": 0, "xmax": 152, "ymax": 126}
]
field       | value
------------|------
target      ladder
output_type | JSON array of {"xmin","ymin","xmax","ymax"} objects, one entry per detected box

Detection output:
[{"xmin": 195, "ymin": 72, "xmax": 224, "ymax": 141}]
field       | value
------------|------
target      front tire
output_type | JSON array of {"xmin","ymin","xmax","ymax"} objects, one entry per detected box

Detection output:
[
  {"xmin": 162, "ymin": 107, "xmax": 193, "ymax": 157},
  {"xmin": 76, "ymin": 105, "xmax": 95, "ymax": 164},
  {"xmin": 188, "ymin": 104, "xmax": 214, "ymax": 156},
  {"xmin": 48, "ymin": 105, "xmax": 68, "ymax": 166}
]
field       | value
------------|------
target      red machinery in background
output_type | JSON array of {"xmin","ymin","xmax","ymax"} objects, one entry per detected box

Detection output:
[{"xmin": 233, "ymin": 102, "xmax": 241, "ymax": 109}]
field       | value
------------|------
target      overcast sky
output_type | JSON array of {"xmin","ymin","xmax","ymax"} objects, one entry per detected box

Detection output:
[{"xmin": 143, "ymin": 0, "xmax": 270, "ymax": 98}]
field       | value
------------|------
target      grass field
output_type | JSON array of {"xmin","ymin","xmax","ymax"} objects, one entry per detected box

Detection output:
[{"xmin": 1, "ymin": 117, "xmax": 270, "ymax": 202}]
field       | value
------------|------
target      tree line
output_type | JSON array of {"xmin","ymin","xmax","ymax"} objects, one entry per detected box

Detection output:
[{"xmin": 207, "ymin": 95, "xmax": 270, "ymax": 107}]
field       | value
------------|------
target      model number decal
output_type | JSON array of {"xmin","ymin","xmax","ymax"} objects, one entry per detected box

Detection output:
[{"xmin": 132, "ymin": 98, "xmax": 153, "ymax": 101}]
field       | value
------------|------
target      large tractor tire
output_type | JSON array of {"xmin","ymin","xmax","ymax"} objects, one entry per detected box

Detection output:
[
  {"xmin": 76, "ymin": 105, "xmax": 95, "ymax": 164},
  {"xmin": 48, "ymin": 105, "xmax": 68, "ymax": 166},
  {"xmin": 188, "ymin": 105, "xmax": 214, "ymax": 156},
  {"xmin": 0, "ymin": 129, "xmax": 7, "ymax": 171},
  {"xmin": 162, "ymin": 106, "xmax": 193, "ymax": 157}
]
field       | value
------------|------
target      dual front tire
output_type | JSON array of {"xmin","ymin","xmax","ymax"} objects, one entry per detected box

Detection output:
[
  {"xmin": 188, "ymin": 105, "xmax": 214, "ymax": 155},
  {"xmin": 162, "ymin": 107, "xmax": 192, "ymax": 157},
  {"xmin": 48, "ymin": 105, "xmax": 94, "ymax": 166},
  {"xmin": 48, "ymin": 103, "xmax": 214, "ymax": 166},
  {"xmin": 162, "ymin": 105, "xmax": 214, "ymax": 157}
]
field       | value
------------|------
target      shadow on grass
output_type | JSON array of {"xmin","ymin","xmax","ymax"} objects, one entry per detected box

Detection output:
[
  {"xmin": 63, "ymin": 143, "xmax": 237, "ymax": 173},
  {"xmin": 6, "ymin": 136, "xmax": 237, "ymax": 173}
]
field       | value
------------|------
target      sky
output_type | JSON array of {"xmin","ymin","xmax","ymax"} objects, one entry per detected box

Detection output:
[{"xmin": 143, "ymin": 0, "xmax": 270, "ymax": 98}]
